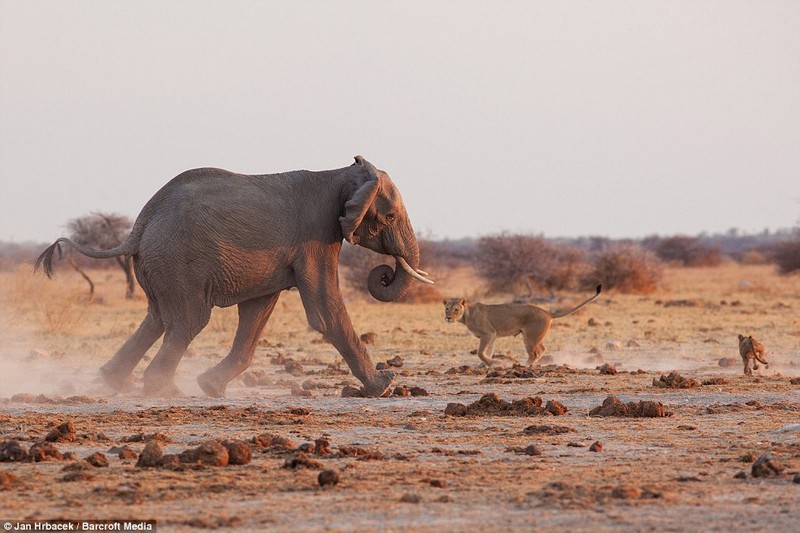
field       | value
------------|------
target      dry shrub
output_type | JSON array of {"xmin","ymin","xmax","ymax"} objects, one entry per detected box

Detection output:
[
  {"xmin": 739, "ymin": 250, "xmax": 767, "ymax": 265},
  {"xmin": 771, "ymin": 238, "xmax": 800, "ymax": 274},
  {"xmin": 653, "ymin": 236, "xmax": 722, "ymax": 267},
  {"xmin": 476, "ymin": 233, "xmax": 592, "ymax": 296},
  {"xmin": 588, "ymin": 244, "xmax": 663, "ymax": 294},
  {"xmin": 35, "ymin": 291, "xmax": 86, "ymax": 334}
]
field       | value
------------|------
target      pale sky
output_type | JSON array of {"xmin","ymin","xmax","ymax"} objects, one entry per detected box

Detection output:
[{"xmin": 1, "ymin": 0, "xmax": 798, "ymax": 243}]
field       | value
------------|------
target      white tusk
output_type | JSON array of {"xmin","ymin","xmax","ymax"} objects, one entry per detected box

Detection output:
[
  {"xmin": 396, "ymin": 257, "xmax": 434, "ymax": 285},
  {"xmin": 416, "ymin": 269, "xmax": 429, "ymax": 276}
]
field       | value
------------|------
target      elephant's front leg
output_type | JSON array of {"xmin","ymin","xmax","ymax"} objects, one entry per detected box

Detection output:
[
  {"xmin": 197, "ymin": 293, "xmax": 281, "ymax": 398},
  {"xmin": 296, "ymin": 273, "xmax": 394, "ymax": 397}
]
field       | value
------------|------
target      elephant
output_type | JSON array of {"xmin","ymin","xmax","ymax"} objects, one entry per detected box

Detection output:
[{"xmin": 35, "ymin": 156, "xmax": 433, "ymax": 398}]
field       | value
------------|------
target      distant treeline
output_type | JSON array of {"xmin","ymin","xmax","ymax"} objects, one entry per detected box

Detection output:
[{"xmin": 5, "ymin": 228, "xmax": 799, "ymax": 288}]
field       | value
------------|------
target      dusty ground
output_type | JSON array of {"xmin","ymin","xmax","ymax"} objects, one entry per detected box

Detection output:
[{"xmin": 1, "ymin": 263, "xmax": 799, "ymax": 532}]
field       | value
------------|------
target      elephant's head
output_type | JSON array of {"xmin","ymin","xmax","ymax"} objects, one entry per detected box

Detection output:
[{"xmin": 340, "ymin": 156, "xmax": 433, "ymax": 302}]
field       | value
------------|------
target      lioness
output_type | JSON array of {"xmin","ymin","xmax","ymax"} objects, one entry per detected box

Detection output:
[
  {"xmin": 444, "ymin": 285, "xmax": 602, "ymax": 366},
  {"xmin": 738, "ymin": 334, "xmax": 768, "ymax": 376}
]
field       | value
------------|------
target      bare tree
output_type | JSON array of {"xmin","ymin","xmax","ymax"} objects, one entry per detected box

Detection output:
[{"xmin": 66, "ymin": 213, "xmax": 135, "ymax": 300}]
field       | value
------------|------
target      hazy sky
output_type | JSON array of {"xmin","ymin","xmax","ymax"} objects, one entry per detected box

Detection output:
[{"xmin": 1, "ymin": 0, "xmax": 798, "ymax": 243}]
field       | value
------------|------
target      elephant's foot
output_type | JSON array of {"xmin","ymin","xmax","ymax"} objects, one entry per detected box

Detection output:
[
  {"xmin": 197, "ymin": 370, "xmax": 227, "ymax": 398},
  {"xmin": 362, "ymin": 369, "xmax": 395, "ymax": 398},
  {"xmin": 98, "ymin": 365, "xmax": 133, "ymax": 392},
  {"xmin": 142, "ymin": 374, "xmax": 182, "ymax": 398}
]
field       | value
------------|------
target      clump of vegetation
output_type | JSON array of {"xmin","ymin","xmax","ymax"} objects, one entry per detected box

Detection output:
[
  {"xmin": 475, "ymin": 233, "xmax": 592, "ymax": 297},
  {"xmin": 587, "ymin": 244, "xmax": 663, "ymax": 294},
  {"xmin": 650, "ymin": 235, "xmax": 722, "ymax": 267},
  {"xmin": 771, "ymin": 238, "xmax": 800, "ymax": 274}
]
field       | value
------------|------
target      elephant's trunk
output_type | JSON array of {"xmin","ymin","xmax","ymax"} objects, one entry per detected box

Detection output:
[{"xmin": 367, "ymin": 240, "xmax": 432, "ymax": 302}]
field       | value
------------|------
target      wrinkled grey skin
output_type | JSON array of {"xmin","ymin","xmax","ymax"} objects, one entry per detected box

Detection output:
[{"xmin": 36, "ymin": 156, "xmax": 429, "ymax": 398}]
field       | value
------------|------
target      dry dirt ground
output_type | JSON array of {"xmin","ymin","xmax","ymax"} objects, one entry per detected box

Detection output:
[{"xmin": 1, "ymin": 263, "xmax": 799, "ymax": 532}]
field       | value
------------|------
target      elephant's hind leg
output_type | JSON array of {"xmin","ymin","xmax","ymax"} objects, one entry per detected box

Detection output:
[
  {"xmin": 99, "ymin": 307, "xmax": 164, "ymax": 391},
  {"xmin": 197, "ymin": 293, "xmax": 281, "ymax": 398},
  {"xmin": 142, "ymin": 304, "xmax": 211, "ymax": 397}
]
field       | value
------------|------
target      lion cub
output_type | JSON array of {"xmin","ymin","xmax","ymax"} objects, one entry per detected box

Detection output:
[
  {"xmin": 738, "ymin": 334, "xmax": 768, "ymax": 376},
  {"xmin": 444, "ymin": 285, "xmax": 601, "ymax": 367}
]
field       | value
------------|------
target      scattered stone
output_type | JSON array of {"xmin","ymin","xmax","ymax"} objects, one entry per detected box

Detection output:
[
  {"xmin": 545, "ymin": 400, "xmax": 568, "ymax": 416},
  {"xmin": 626, "ymin": 340, "xmax": 641, "ymax": 348},
  {"xmin": 611, "ymin": 485, "xmax": 642, "ymax": 499},
  {"xmin": 652, "ymin": 371, "xmax": 699, "ymax": 389},
  {"xmin": 156, "ymin": 454, "xmax": 182, "ymax": 470},
  {"xmin": 409, "ymin": 386, "xmax": 428, "ymax": 396},
  {"xmin": 734, "ymin": 471, "xmax": 748, "ymax": 479},
  {"xmin": 61, "ymin": 471, "xmax": 95, "ymax": 483},
  {"xmin": 284, "ymin": 360, "xmax": 305, "ymax": 377},
  {"xmin": 718, "ymin": 357, "xmax": 738, "ymax": 368},
  {"xmin": 180, "ymin": 441, "xmax": 229, "ymax": 466},
  {"xmin": 0, "ymin": 471, "xmax": 22, "ymax": 490},
  {"xmin": 314, "ymin": 438, "xmax": 331, "ymax": 456},
  {"xmin": 318, "ymin": 469, "xmax": 339, "ymax": 488},
  {"xmin": 702, "ymin": 377, "xmax": 729, "ymax": 386},
  {"xmin": 598, "ymin": 363, "xmax": 617, "ymax": 375},
  {"xmin": 28, "ymin": 442, "xmax": 64, "ymax": 462},
  {"xmin": 222, "ymin": 440, "xmax": 252, "ymax": 465},
  {"xmin": 0, "ymin": 440, "xmax": 28, "ymax": 462},
  {"xmin": 136, "ymin": 441, "xmax": 163, "ymax": 468},
  {"xmin": 117, "ymin": 446, "xmax": 138, "ymax": 461},
  {"xmin": 429, "ymin": 479, "xmax": 447, "ymax": 488},
  {"xmin": 789, "ymin": 378, "xmax": 800, "ymax": 385},
  {"xmin": 85, "ymin": 452, "xmax": 108, "ymax": 468},
  {"xmin": 751, "ymin": 452, "xmax": 783, "ymax": 478},
  {"xmin": 566, "ymin": 442, "xmax": 585, "ymax": 448},
  {"xmin": 522, "ymin": 424, "xmax": 574, "ymax": 435},
  {"xmin": 589, "ymin": 441, "xmax": 603, "ymax": 452},
  {"xmin": 386, "ymin": 356, "xmax": 404, "ymax": 368},
  {"xmin": 291, "ymin": 383, "xmax": 312, "ymax": 397},
  {"xmin": 588, "ymin": 318, "xmax": 600, "ymax": 327},
  {"xmin": 45, "ymin": 420, "xmax": 76, "ymax": 443},
  {"xmin": 283, "ymin": 452, "xmax": 323, "ymax": 469},
  {"xmin": 242, "ymin": 372, "xmax": 260, "ymax": 387},
  {"xmin": 253, "ymin": 434, "xmax": 296, "ymax": 450},
  {"xmin": 794, "ymin": 474, "xmax": 800, "ymax": 484},
  {"xmin": 444, "ymin": 403, "xmax": 468, "ymax": 417},
  {"xmin": 392, "ymin": 386, "xmax": 411, "ymax": 397},
  {"xmin": 341, "ymin": 385, "xmax": 365, "ymax": 398},
  {"xmin": 589, "ymin": 395, "xmax": 668, "ymax": 418},
  {"xmin": 605, "ymin": 340, "xmax": 622, "ymax": 351},
  {"xmin": 122, "ymin": 431, "xmax": 172, "ymax": 444},
  {"xmin": 338, "ymin": 446, "xmax": 383, "ymax": 460},
  {"xmin": 739, "ymin": 452, "xmax": 757, "ymax": 463},
  {"xmin": 524, "ymin": 444, "xmax": 543, "ymax": 456},
  {"xmin": 400, "ymin": 493, "xmax": 422, "ymax": 504},
  {"xmin": 360, "ymin": 332, "xmax": 377, "ymax": 344},
  {"xmin": 444, "ymin": 393, "xmax": 568, "ymax": 417}
]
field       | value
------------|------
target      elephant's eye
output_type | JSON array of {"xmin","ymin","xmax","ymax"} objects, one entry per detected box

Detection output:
[{"xmin": 385, "ymin": 214, "xmax": 395, "ymax": 223}]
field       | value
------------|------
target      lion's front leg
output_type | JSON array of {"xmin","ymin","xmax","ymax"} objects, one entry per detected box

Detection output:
[
  {"xmin": 526, "ymin": 342, "xmax": 546, "ymax": 366},
  {"xmin": 476, "ymin": 334, "xmax": 496, "ymax": 367},
  {"xmin": 742, "ymin": 356, "xmax": 753, "ymax": 376}
]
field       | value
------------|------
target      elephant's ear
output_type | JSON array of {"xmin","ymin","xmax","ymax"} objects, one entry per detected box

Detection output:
[{"xmin": 340, "ymin": 156, "xmax": 380, "ymax": 244}]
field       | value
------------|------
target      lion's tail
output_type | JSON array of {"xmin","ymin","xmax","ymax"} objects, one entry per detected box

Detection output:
[{"xmin": 551, "ymin": 285, "xmax": 602, "ymax": 319}]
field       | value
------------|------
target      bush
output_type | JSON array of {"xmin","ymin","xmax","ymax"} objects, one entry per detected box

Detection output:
[
  {"xmin": 588, "ymin": 244, "xmax": 663, "ymax": 294},
  {"xmin": 771, "ymin": 238, "xmax": 800, "ymax": 274},
  {"xmin": 652, "ymin": 236, "xmax": 722, "ymax": 267},
  {"xmin": 475, "ymin": 233, "xmax": 592, "ymax": 297}
]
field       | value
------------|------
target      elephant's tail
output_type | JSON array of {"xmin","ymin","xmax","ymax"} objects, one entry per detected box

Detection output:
[{"xmin": 35, "ymin": 227, "xmax": 141, "ymax": 279}]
